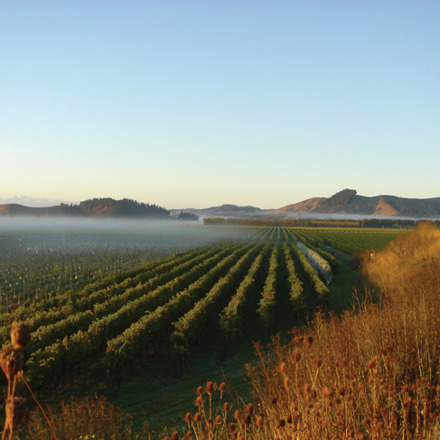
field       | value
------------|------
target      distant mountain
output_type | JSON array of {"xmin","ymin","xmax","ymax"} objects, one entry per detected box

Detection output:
[
  {"xmin": 170, "ymin": 204, "xmax": 268, "ymax": 219},
  {"xmin": 271, "ymin": 197, "xmax": 325, "ymax": 214},
  {"xmin": 175, "ymin": 189, "xmax": 440, "ymax": 220},
  {"xmin": 269, "ymin": 189, "xmax": 440, "ymax": 219},
  {"xmin": 0, "ymin": 203, "xmax": 80, "ymax": 217},
  {"xmin": 2, "ymin": 191, "xmax": 439, "ymax": 221},
  {"xmin": 0, "ymin": 195, "xmax": 73, "ymax": 207}
]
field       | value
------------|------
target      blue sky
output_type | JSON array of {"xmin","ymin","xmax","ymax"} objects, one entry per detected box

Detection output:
[{"xmin": 1, "ymin": 1, "xmax": 439, "ymax": 209}]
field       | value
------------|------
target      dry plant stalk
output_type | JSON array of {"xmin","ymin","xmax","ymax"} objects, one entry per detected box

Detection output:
[
  {"xmin": 0, "ymin": 321, "xmax": 30, "ymax": 440},
  {"xmin": 0, "ymin": 321, "xmax": 58, "ymax": 440}
]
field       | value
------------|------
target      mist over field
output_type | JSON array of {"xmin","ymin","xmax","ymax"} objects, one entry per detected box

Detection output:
[
  {"xmin": 0, "ymin": 217, "xmax": 249, "ymax": 307},
  {"xmin": 0, "ymin": 217, "xmax": 244, "ymax": 250}
]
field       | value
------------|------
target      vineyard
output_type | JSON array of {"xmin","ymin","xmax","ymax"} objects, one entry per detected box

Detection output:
[{"xmin": 0, "ymin": 224, "xmax": 404, "ymax": 397}]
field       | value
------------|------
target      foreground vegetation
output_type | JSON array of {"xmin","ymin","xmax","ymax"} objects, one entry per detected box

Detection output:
[{"xmin": 2, "ymin": 223, "xmax": 438, "ymax": 438}]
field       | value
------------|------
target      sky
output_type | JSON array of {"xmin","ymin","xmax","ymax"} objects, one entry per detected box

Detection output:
[{"xmin": 1, "ymin": 1, "xmax": 439, "ymax": 209}]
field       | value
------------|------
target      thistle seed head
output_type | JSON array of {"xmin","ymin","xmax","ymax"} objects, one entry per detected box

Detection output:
[
  {"xmin": 0, "ymin": 345, "xmax": 23, "ymax": 380},
  {"xmin": 368, "ymin": 357, "xmax": 377, "ymax": 370},
  {"xmin": 10, "ymin": 321, "xmax": 31, "ymax": 351},
  {"xmin": 246, "ymin": 403, "xmax": 254, "ymax": 415},
  {"xmin": 206, "ymin": 381, "xmax": 214, "ymax": 395}
]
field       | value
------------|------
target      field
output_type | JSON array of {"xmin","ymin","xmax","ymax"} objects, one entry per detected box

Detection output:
[{"xmin": 0, "ymin": 219, "xmax": 406, "ymax": 438}]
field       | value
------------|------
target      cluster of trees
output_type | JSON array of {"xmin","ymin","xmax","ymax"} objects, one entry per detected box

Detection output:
[
  {"xmin": 172, "ymin": 211, "xmax": 199, "ymax": 221},
  {"xmin": 78, "ymin": 198, "xmax": 170, "ymax": 218}
]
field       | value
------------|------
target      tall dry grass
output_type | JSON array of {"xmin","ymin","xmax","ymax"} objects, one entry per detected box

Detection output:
[{"xmin": 19, "ymin": 395, "xmax": 146, "ymax": 440}]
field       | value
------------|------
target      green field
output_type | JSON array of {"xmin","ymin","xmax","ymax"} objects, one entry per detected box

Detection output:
[{"xmin": 0, "ymin": 222, "xmax": 405, "ymax": 436}]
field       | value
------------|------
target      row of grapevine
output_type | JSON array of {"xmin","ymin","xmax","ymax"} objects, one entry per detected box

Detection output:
[
  {"xmin": 0, "ymin": 244, "xmax": 235, "ymax": 348},
  {"xmin": 170, "ymin": 243, "xmax": 263, "ymax": 355},
  {"xmin": 22, "ymin": 244, "xmax": 242, "ymax": 354},
  {"xmin": 282, "ymin": 243, "xmax": 307, "ymax": 316},
  {"xmin": 11, "ymin": 238, "xmax": 335, "ymax": 390},
  {"xmin": 288, "ymin": 245, "xmax": 330, "ymax": 306},
  {"xmin": 101, "ymin": 243, "xmax": 254, "ymax": 375},
  {"xmin": 256, "ymin": 244, "xmax": 279, "ymax": 330},
  {"xmin": 219, "ymin": 243, "xmax": 270, "ymax": 341},
  {"xmin": 26, "ymin": 243, "xmax": 252, "ymax": 388},
  {"xmin": 0, "ymin": 245, "xmax": 206, "ymax": 329}
]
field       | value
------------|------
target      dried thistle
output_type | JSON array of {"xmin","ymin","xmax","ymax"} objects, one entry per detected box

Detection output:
[
  {"xmin": 246, "ymin": 403, "xmax": 254, "ymax": 415},
  {"xmin": 0, "ymin": 346, "xmax": 23, "ymax": 380},
  {"xmin": 10, "ymin": 321, "xmax": 31, "ymax": 351},
  {"xmin": 206, "ymin": 381, "xmax": 214, "ymax": 395}
]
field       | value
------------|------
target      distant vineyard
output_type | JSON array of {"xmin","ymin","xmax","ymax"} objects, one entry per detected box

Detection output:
[
  {"xmin": 284, "ymin": 227, "xmax": 403, "ymax": 254},
  {"xmin": 207, "ymin": 225, "xmax": 402, "ymax": 254},
  {"xmin": 0, "ymin": 222, "xmax": 245, "ymax": 310}
]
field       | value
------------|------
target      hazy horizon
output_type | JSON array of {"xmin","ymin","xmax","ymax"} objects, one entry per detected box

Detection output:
[
  {"xmin": 2, "ymin": 1, "xmax": 439, "ymax": 209},
  {"xmin": 1, "ymin": 190, "xmax": 440, "ymax": 212}
]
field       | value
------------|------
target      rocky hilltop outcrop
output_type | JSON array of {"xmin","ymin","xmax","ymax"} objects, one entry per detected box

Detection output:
[{"xmin": 270, "ymin": 189, "xmax": 440, "ymax": 218}]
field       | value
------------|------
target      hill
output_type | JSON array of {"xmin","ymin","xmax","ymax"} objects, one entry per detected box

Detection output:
[
  {"xmin": 0, "ymin": 203, "xmax": 81, "ymax": 217},
  {"xmin": 270, "ymin": 189, "xmax": 440, "ymax": 219},
  {"xmin": 0, "ymin": 198, "xmax": 171, "ymax": 219},
  {"xmin": 170, "ymin": 204, "xmax": 267, "ymax": 219},
  {"xmin": 2, "ymin": 190, "xmax": 440, "ymax": 220},
  {"xmin": 272, "ymin": 197, "xmax": 325, "ymax": 214}
]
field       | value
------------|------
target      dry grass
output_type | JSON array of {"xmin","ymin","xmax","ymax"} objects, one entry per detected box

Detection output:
[{"xmin": 17, "ymin": 395, "xmax": 148, "ymax": 440}]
